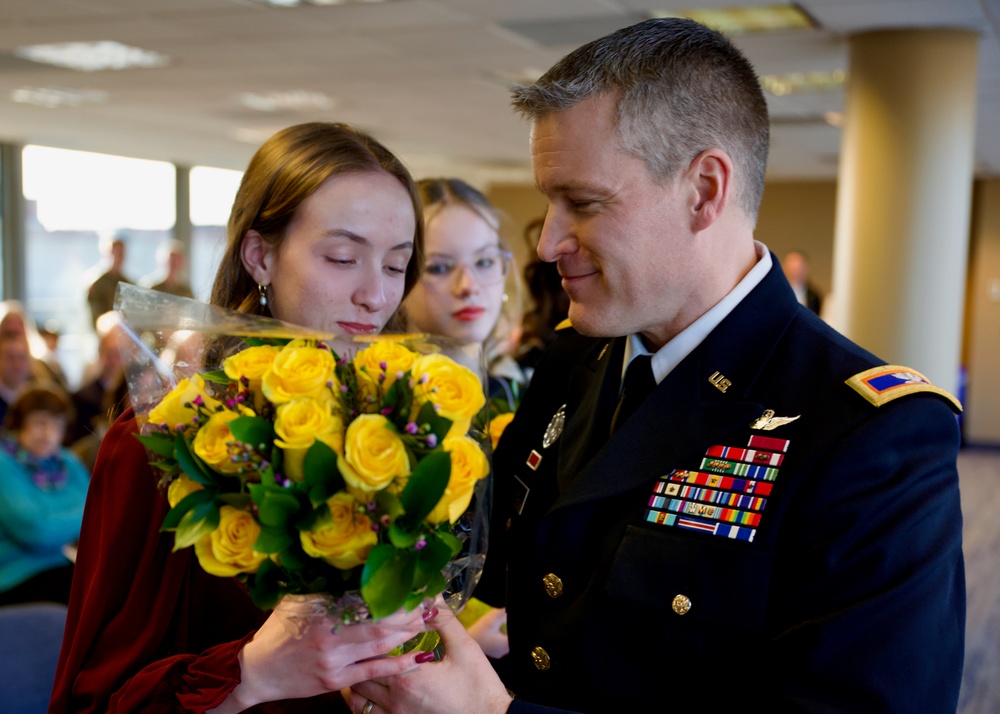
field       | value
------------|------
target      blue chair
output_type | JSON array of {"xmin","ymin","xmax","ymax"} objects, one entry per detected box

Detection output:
[{"xmin": 0, "ymin": 603, "xmax": 68, "ymax": 714}]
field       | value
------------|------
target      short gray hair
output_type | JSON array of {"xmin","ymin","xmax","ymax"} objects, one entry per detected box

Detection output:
[{"xmin": 511, "ymin": 18, "xmax": 769, "ymax": 220}]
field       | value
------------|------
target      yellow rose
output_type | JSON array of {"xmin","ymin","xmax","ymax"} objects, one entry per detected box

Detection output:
[
  {"xmin": 223, "ymin": 345, "xmax": 280, "ymax": 383},
  {"xmin": 167, "ymin": 474, "xmax": 203, "ymax": 507},
  {"xmin": 353, "ymin": 341, "xmax": 417, "ymax": 392},
  {"xmin": 192, "ymin": 409, "xmax": 244, "ymax": 474},
  {"xmin": 261, "ymin": 340, "xmax": 337, "ymax": 405},
  {"xmin": 338, "ymin": 414, "xmax": 410, "ymax": 494},
  {"xmin": 193, "ymin": 506, "xmax": 268, "ymax": 576},
  {"xmin": 274, "ymin": 397, "xmax": 345, "ymax": 481},
  {"xmin": 148, "ymin": 374, "xmax": 222, "ymax": 433},
  {"xmin": 488, "ymin": 412, "xmax": 516, "ymax": 450},
  {"xmin": 411, "ymin": 354, "xmax": 486, "ymax": 438},
  {"xmin": 300, "ymin": 491, "xmax": 377, "ymax": 569},
  {"xmin": 426, "ymin": 435, "xmax": 490, "ymax": 524}
]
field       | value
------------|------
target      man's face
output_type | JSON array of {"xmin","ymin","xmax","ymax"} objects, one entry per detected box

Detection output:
[
  {"xmin": 0, "ymin": 340, "xmax": 32, "ymax": 389},
  {"xmin": 531, "ymin": 94, "xmax": 700, "ymax": 349}
]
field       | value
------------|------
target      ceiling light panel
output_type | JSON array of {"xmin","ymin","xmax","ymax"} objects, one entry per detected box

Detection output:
[
  {"xmin": 11, "ymin": 86, "xmax": 108, "ymax": 108},
  {"xmin": 237, "ymin": 89, "xmax": 335, "ymax": 112},
  {"xmin": 15, "ymin": 41, "xmax": 169, "ymax": 72},
  {"xmin": 760, "ymin": 70, "xmax": 846, "ymax": 96},
  {"xmin": 649, "ymin": 3, "xmax": 816, "ymax": 35}
]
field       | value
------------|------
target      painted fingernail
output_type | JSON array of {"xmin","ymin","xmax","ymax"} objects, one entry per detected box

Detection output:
[
  {"xmin": 415, "ymin": 651, "xmax": 437, "ymax": 664},
  {"xmin": 422, "ymin": 607, "xmax": 439, "ymax": 623}
]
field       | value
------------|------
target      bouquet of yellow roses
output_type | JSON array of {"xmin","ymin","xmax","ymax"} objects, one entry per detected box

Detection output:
[{"xmin": 116, "ymin": 285, "xmax": 491, "ymax": 624}]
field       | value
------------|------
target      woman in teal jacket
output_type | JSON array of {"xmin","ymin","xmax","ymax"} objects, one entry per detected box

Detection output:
[{"xmin": 0, "ymin": 385, "xmax": 89, "ymax": 605}]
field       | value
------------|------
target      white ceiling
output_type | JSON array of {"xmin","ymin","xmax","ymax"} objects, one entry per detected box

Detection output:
[{"xmin": 0, "ymin": 0, "xmax": 997, "ymax": 186}]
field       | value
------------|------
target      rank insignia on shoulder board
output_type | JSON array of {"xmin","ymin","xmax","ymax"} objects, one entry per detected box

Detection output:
[{"xmin": 846, "ymin": 365, "xmax": 962, "ymax": 412}]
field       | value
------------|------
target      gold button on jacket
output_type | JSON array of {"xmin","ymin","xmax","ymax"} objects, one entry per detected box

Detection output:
[
  {"xmin": 530, "ymin": 646, "xmax": 551, "ymax": 671},
  {"xmin": 542, "ymin": 573, "xmax": 563, "ymax": 598},
  {"xmin": 671, "ymin": 594, "xmax": 692, "ymax": 615}
]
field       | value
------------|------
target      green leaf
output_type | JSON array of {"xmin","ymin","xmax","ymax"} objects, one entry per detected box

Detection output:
[
  {"xmin": 361, "ymin": 544, "xmax": 416, "ymax": 619},
  {"xmin": 303, "ymin": 440, "xmax": 344, "ymax": 505},
  {"xmin": 136, "ymin": 432, "xmax": 177, "ymax": 457},
  {"xmin": 174, "ymin": 434, "xmax": 215, "ymax": 485},
  {"xmin": 399, "ymin": 450, "xmax": 450, "ymax": 525},
  {"xmin": 172, "ymin": 501, "xmax": 220, "ymax": 550},
  {"xmin": 149, "ymin": 459, "xmax": 176, "ymax": 472},
  {"xmin": 247, "ymin": 558, "xmax": 284, "ymax": 610},
  {"xmin": 253, "ymin": 524, "xmax": 293, "ymax": 554},
  {"xmin": 228, "ymin": 416, "xmax": 275, "ymax": 450},
  {"xmin": 422, "ymin": 570, "xmax": 448, "ymax": 601},
  {"xmin": 244, "ymin": 337, "xmax": 290, "ymax": 348},
  {"xmin": 199, "ymin": 369, "xmax": 230, "ymax": 385},
  {"xmin": 382, "ymin": 376, "xmax": 413, "ymax": 419},
  {"xmin": 375, "ymin": 489, "xmax": 404, "ymax": 520},
  {"xmin": 415, "ymin": 402, "xmax": 453, "ymax": 443},
  {"xmin": 161, "ymin": 488, "xmax": 215, "ymax": 531},
  {"xmin": 249, "ymin": 484, "xmax": 302, "ymax": 527},
  {"xmin": 388, "ymin": 522, "xmax": 420, "ymax": 549},
  {"xmin": 413, "ymin": 534, "xmax": 454, "ymax": 589},
  {"xmin": 435, "ymin": 529, "xmax": 463, "ymax": 558},
  {"xmin": 217, "ymin": 492, "xmax": 252, "ymax": 510},
  {"xmin": 294, "ymin": 502, "xmax": 328, "ymax": 532}
]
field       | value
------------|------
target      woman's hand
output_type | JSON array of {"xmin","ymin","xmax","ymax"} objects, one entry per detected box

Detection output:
[
  {"xmin": 208, "ymin": 600, "xmax": 434, "ymax": 712},
  {"xmin": 348, "ymin": 604, "xmax": 512, "ymax": 714}
]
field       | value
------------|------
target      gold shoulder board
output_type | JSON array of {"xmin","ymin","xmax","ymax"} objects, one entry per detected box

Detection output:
[
  {"xmin": 555, "ymin": 318, "xmax": 573, "ymax": 331},
  {"xmin": 846, "ymin": 364, "xmax": 962, "ymax": 413}
]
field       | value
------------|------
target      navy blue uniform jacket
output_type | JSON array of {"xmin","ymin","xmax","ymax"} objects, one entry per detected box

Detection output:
[{"xmin": 480, "ymin": 258, "xmax": 965, "ymax": 713}]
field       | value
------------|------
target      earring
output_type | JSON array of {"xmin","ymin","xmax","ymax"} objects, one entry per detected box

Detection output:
[{"xmin": 258, "ymin": 283, "xmax": 268, "ymax": 307}]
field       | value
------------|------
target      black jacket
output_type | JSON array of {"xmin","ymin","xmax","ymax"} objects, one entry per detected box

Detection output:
[{"xmin": 481, "ymin": 257, "xmax": 964, "ymax": 713}]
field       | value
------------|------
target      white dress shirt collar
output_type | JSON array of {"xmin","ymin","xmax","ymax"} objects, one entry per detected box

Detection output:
[{"xmin": 622, "ymin": 242, "xmax": 772, "ymax": 386}]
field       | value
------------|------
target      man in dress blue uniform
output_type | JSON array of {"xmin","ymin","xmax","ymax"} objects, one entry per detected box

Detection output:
[{"xmin": 352, "ymin": 17, "xmax": 965, "ymax": 714}]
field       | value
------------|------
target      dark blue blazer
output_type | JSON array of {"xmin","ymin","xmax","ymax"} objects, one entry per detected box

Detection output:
[{"xmin": 481, "ymin": 257, "xmax": 965, "ymax": 713}]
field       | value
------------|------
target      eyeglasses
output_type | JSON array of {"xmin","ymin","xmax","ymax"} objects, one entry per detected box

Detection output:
[{"xmin": 422, "ymin": 249, "xmax": 512, "ymax": 287}]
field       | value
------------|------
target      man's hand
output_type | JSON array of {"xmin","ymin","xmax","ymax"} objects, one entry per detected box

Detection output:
[{"xmin": 348, "ymin": 604, "xmax": 512, "ymax": 714}]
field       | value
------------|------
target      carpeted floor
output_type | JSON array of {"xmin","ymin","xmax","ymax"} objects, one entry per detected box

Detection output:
[{"xmin": 957, "ymin": 446, "xmax": 1000, "ymax": 714}]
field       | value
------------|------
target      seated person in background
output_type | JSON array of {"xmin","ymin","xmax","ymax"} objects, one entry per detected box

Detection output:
[
  {"xmin": 71, "ymin": 311, "xmax": 126, "ymax": 445},
  {"xmin": 139, "ymin": 239, "xmax": 196, "ymax": 299},
  {"xmin": 400, "ymin": 178, "xmax": 525, "ymax": 410},
  {"xmin": 0, "ymin": 334, "xmax": 36, "ymax": 424},
  {"xmin": 0, "ymin": 386, "xmax": 90, "ymax": 607},
  {"xmin": 0, "ymin": 301, "xmax": 68, "ymax": 390}
]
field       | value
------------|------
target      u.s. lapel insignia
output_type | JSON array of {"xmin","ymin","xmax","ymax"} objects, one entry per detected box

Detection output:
[
  {"xmin": 749, "ymin": 409, "xmax": 800, "ymax": 431},
  {"xmin": 542, "ymin": 404, "xmax": 566, "ymax": 448}
]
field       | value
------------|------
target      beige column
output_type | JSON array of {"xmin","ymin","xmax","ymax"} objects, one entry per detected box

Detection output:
[{"xmin": 831, "ymin": 29, "xmax": 978, "ymax": 396}]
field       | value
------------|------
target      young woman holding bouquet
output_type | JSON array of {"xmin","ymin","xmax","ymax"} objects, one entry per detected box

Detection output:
[{"xmin": 49, "ymin": 123, "xmax": 437, "ymax": 714}]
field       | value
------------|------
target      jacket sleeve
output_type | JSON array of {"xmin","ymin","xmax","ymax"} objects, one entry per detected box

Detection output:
[
  {"xmin": 770, "ymin": 395, "xmax": 965, "ymax": 712},
  {"xmin": 48, "ymin": 411, "xmax": 258, "ymax": 714}
]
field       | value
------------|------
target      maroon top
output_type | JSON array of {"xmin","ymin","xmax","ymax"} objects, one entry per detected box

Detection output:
[{"xmin": 49, "ymin": 409, "xmax": 345, "ymax": 713}]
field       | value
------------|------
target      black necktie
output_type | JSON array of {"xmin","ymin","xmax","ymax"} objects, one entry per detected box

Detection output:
[{"xmin": 611, "ymin": 354, "xmax": 656, "ymax": 435}]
